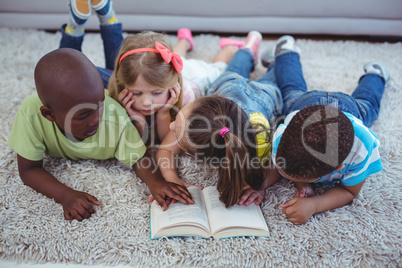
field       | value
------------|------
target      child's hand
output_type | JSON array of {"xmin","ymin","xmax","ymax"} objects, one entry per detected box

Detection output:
[
  {"xmin": 118, "ymin": 89, "xmax": 146, "ymax": 124},
  {"xmin": 60, "ymin": 189, "xmax": 100, "ymax": 221},
  {"xmin": 165, "ymin": 175, "xmax": 203, "ymax": 190},
  {"xmin": 280, "ymin": 197, "xmax": 316, "ymax": 225},
  {"xmin": 294, "ymin": 182, "xmax": 315, "ymax": 198},
  {"xmin": 238, "ymin": 184, "xmax": 265, "ymax": 206},
  {"xmin": 147, "ymin": 179, "xmax": 194, "ymax": 210},
  {"xmin": 158, "ymin": 82, "xmax": 181, "ymax": 114},
  {"xmin": 148, "ymin": 195, "xmax": 174, "ymax": 206},
  {"xmin": 148, "ymin": 181, "xmax": 202, "ymax": 205}
]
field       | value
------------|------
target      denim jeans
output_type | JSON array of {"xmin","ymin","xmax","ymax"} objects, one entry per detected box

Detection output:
[
  {"xmin": 207, "ymin": 49, "xmax": 283, "ymax": 124},
  {"xmin": 275, "ymin": 52, "xmax": 386, "ymax": 127},
  {"xmin": 59, "ymin": 23, "xmax": 123, "ymax": 88}
]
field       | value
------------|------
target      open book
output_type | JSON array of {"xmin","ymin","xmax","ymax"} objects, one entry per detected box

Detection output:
[{"xmin": 150, "ymin": 186, "xmax": 270, "ymax": 239}]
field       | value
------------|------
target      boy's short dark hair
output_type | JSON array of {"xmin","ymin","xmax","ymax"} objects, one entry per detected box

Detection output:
[{"xmin": 276, "ymin": 105, "xmax": 354, "ymax": 180}]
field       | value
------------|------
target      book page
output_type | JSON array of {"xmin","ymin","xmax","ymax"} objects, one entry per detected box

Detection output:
[
  {"xmin": 203, "ymin": 186, "xmax": 268, "ymax": 235},
  {"xmin": 152, "ymin": 186, "xmax": 209, "ymax": 231}
]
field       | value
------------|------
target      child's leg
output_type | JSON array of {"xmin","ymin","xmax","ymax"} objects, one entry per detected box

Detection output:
[
  {"xmin": 261, "ymin": 36, "xmax": 306, "ymax": 115},
  {"xmin": 65, "ymin": 0, "xmax": 91, "ymax": 37},
  {"xmin": 87, "ymin": 0, "xmax": 121, "ymax": 70},
  {"xmin": 213, "ymin": 38, "xmax": 244, "ymax": 64},
  {"xmin": 174, "ymin": 28, "xmax": 194, "ymax": 57},
  {"xmin": 91, "ymin": 0, "xmax": 118, "ymax": 25},
  {"xmin": 243, "ymin": 31, "xmax": 262, "ymax": 67},
  {"xmin": 252, "ymin": 65, "xmax": 284, "ymax": 121},
  {"xmin": 212, "ymin": 45, "xmax": 238, "ymax": 64},
  {"xmin": 59, "ymin": 24, "xmax": 84, "ymax": 51},
  {"xmin": 96, "ymin": 67, "xmax": 113, "ymax": 89},
  {"xmin": 174, "ymin": 39, "xmax": 191, "ymax": 57},
  {"xmin": 256, "ymin": 65, "xmax": 276, "ymax": 86},
  {"xmin": 59, "ymin": 0, "xmax": 91, "ymax": 50},
  {"xmin": 257, "ymin": 36, "xmax": 300, "ymax": 87},
  {"xmin": 226, "ymin": 31, "xmax": 262, "ymax": 79},
  {"xmin": 99, "ymin": 22, "xmax": 123, "ymax": 70},
  {"xmin": 351, "ymin": 61, "xmax": 389, "ymax": 127},
  {"xmin": 261, "ymin": 35, "xmax": 301, "ymax": 68},
  {"xmin": 275, "ymin": 51, "xmax": 308, "ymax": 115},
  {"xmin": 225, "ymin": 49, "xmax": 254, "ymax": 79}
]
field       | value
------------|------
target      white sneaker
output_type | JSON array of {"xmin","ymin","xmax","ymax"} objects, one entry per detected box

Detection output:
[
  {"xmin": 261, "ymin": 35, "xmax": 301, "ymax": 67},
  {"xmin": 363, "ymin": 61, "xmax": 390, "ymax": 82}
]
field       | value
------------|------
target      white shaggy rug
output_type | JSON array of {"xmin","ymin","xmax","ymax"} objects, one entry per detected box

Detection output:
[{"xmin": 0, "ymin": 27, "xmax": 401, "ymax": 267}]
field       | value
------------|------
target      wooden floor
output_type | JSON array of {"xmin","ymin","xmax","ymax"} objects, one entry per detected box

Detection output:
[{"xmin": 80, "ymin": 29, "xmax": 402, "ymax": 43}]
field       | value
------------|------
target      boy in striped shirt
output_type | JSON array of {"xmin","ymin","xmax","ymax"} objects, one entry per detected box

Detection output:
[{"xmin": 262, "ymin": 36, "xmax": 389, "ymax": 225}]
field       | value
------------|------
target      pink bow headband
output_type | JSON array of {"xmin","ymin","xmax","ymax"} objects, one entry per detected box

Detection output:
[{"xmin": 118, "ymin": 41, "xmax": 183, "ymax": 74}]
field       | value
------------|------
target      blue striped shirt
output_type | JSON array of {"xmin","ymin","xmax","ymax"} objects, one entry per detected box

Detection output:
[{"xmin": 272, "ymin": 111, "xmax": 383, "ymax": 186}]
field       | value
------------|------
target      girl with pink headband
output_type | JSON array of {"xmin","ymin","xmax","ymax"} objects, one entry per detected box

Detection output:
[
  {"xmin": 108, "ymin": 30, "xmax": 242, "ymax": 146},
  {"xmin": 156, "ymin": 31, "xmax": 284, "ymax": 208}
]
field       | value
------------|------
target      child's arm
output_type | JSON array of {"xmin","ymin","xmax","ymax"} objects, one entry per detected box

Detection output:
[
  {"xmin": 155, "ymin": 131, "xmax": 198, "ymax": 188},
  {"xmin": 17, "ymin": 154, "xmax": 100, "ymax": 221},
  {"xmin": 133, "ymin": 150, "xmax": 194, "ymax": 210},
  {"xmin": 118, "ymin": 89, "xmax": 147, "ymax": 136},
  {"xmin": 156, "ymin": 83, "xmax": 181, "ymax": 141},
  {"xmin": 280, "ymin": 180, "xmax": 365, "ymax": 225},
  {"xmin": 238, "ymin": 165, "xmax": 281, "ymax": 206},
  {"xmin": 155, "ymin": 112, "xmax": 171, "ymax": 142}
]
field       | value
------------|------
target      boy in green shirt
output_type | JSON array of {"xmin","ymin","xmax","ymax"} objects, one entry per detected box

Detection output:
[{"xmin": 8, "ymin": 48, "xmax": 193, "ymax": 221}]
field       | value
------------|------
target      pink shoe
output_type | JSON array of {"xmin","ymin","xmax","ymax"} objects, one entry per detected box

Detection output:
[
  {"xmin": 242, "ymin": 31, "xmax": 262, "ymax": 64},
  {"xmin": 219, "ymin": 38, "xmax": 245, "ymax": 49},
  {"xmin": 177, "ymin": 28, "xmax": 194, "ymax": 51}
]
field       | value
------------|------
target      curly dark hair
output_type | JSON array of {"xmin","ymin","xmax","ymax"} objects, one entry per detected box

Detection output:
[{"xmin": 276, "ymin": 105, "xmax": 354, "ymax": 180}]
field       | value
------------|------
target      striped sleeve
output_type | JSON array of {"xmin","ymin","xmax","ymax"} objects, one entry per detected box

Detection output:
[
  {"xmin": 340, "ymin": 114, "xmax": 383, "ymax": 186},
  {"xmin": 271, "ymin": 124, "xmax": 287, "ymax": 168}
]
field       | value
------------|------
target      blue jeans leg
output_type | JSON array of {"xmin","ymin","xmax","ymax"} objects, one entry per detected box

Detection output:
[
  {"xmin": 352, "ymin": 74, "xmax": 386, "ymax": 127},
  {"xmin": 226, "ymin": 49, "xmax": 254, "ymax": 79},
  {"xmin": 59, "ymin": 23, "xmax": 121, "ymax": 90},
  {"xmin": 97, "ymin": 67, "xmax": 113, "ymax": 89},
  {"xmin": 100, "ymin": 22, "xmax": 124, "ymax": 70},
  {"xmin": 59, "ymin": 24, "xmax": 83, "ymax": 51},
  {"xmin": 275, "ymin": 52, "xmax": 307, "ymax": 115},
  {"xmin": 257, "ymin": 65, "xmax": 277, "ymax": 86}
]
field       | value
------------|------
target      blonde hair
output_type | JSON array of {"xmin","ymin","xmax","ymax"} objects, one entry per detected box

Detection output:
[{"xmin": 108, "ymin": 31, "xmax": 183, "ymax": 119}]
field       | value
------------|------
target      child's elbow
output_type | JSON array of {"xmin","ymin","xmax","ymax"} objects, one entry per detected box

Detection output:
[
  {"xmin": 16, "ymin": 155, "xmax": 43, "ymax": 183},
  {"xmin": 340, "ymin": 184, "xmax": 361, "ymax": 200}
]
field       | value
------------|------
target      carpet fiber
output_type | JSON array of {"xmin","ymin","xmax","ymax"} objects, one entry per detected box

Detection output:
[{"xmin": 0, "ymin": 28, "xmax": 401, "ymax": 267}]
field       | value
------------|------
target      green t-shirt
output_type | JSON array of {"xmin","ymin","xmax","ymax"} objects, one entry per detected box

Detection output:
[{"xmin": 7, "ymin": 93, "xmax": 146, "ymax": 167}]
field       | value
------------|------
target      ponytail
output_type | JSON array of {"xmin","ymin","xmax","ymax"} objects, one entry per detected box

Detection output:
[
  {"xmin": 217, "ymin": 132, "xmax": 248, "ymax": 207},
  {"xmin": 186, "ymin": 95, "xmax": 266, "ymax": 207}
]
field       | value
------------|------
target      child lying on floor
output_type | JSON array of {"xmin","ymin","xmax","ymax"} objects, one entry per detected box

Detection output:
[{"xmin": 8, "ymin": 48, "xmax": 193, "ymax": 221}]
